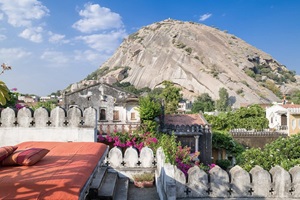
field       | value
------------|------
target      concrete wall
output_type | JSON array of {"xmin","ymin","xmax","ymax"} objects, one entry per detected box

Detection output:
[
  {"xmin": 0, "ymin": 106, "xmax": 97, "ymax": 146},
  {"xmin": 156, "ymin": 147, "xmax": 300, "ymax": 200}
]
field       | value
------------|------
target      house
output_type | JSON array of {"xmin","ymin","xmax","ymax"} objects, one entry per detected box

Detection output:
[
  {"xmin": 177, "ymin": 100, "xmax": 192, "ymax": 113},
  {"xmin": 63, "ymin": 82, "xmax": 140, "ymax": 133},
  {"xmin": 266, "ymin": 103, "xmax": 300, "ymax": 135},
  {"xmin": 160, "ymin": 113, "xmax": 212, "ymax": 164}
]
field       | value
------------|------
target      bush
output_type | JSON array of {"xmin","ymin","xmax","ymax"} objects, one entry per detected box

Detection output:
[
  {"xmin": 216, "ymin": 159, "xmax": 232, "ymax": 170},
  {"xmin": 238, "ymin": 134, "xmax": 300, "ymax": 171}
]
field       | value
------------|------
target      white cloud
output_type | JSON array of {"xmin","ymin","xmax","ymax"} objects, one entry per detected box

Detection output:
[
  {"xmin": 40, "ymin": 51, "xmax": 69, "ymax": 65},
  {"xmin": 72, "ymin": 3, "xmax": 123, "ymax": 33},
  {"xmin": 0, "ymin": 48, "xmax": 32, "ymax": 60},
  {"xmin": 199, "ymin": 13, "xmax": 212, "ymax": 21},
  {"xmin": 48, "ymin": 32, "xmax": 69, "ymax": 44},
  {"xmin": 76, "ymin": 30, "xmax": 127, "ymax": 53},
  {"xmin": 19, "ymin": 26, "xmax": 43, "ymax": 43},
  {"xmin": 0, "ymin": 0, "xmax": 49, "ymax": 27},
  {"xmin": 74, "ymin": 49, "xmax": 110, "ymax": 64},
  {"xmin": 0, "ymin": 34, "xmax": 6, "ymax": 40}
]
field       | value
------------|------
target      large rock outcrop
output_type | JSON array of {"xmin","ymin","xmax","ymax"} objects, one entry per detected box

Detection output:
[{"xmin": 75, "ymin": 19, "xmax": 300, "ymax": 107}]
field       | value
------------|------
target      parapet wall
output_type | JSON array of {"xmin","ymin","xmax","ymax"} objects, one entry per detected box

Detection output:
[
  {"xmin": 104, "ymin": 146, "xmax": 156, "ymax": 180},
  {"xmin": 156, "ymin": 147, "xmax": 300, "ymax": 200},
  {"xmin": 230, "ymin": 129, "xmax": 288, "ymax": 148},
  {"xmin": 0, "ymin": 106, "xmax": 97, "ymax": 146}
]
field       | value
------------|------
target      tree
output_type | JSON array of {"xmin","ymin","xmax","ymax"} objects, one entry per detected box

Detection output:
[
  {"xmin": 227, "ymin": 104, "xmax": 269, "ymax": 130},
  {"xmin": 205, "ymin": 104, "xmax": 268, "ymax": 131},
  {"xmin": 215, "ymin": 87, "xmax": 231, "ymax": 112},
  {"xmin": 191, "ymin": 93, "xmax": 214, "ymax": 113},
  {"xmin": 137, "ymin": 96, "xmax": 162, "ymax": 133},
  {"xmin": 159, "ymin": 81, "xmax": 182, "ymax": 114},
  {"xmin": 138, "ymin": 96, "xmax": 162, "ymax": 120}
]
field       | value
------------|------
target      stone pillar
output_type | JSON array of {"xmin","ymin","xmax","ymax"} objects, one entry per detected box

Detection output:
[{"xmin": 194, "ymin": 135, "xmax": 199, "ymax": 152}]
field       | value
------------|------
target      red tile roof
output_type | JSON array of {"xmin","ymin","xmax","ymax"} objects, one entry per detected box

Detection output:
[
  {"xmin": 281, "ymin": 104, "xmax": 300, "ymax": 109},
  {"xmin": 164, "ymin": 114, "xmax": 207, "ymax": 126}
]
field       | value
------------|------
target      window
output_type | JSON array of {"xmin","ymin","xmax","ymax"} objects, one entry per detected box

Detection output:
[
  {"xmin": 113, "ymin": 110, "xmax": 119, "ymax": 121},
  {"xmin": 292, "ymin": 119, "xmax": 296, "ymax": 130},
  {"xmin": 100, "ymin": 109, "xmax": 106, "ymax": 120},
  {"xmin": 271, "ymin": 117, "xmax": 273, "ymax": 123},
  {"xmin": 131, "ymin": 112, "xmax": 136, "ymax": 120}
]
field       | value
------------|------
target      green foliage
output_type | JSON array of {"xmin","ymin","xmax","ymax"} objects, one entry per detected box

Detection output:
[
  {"xmin": 185, "ymin": 47, "xmax": 192, "ymax": 55},
  {"xmin": 241, "ymin": 80, "xmax": 249, "ymax": 87},
  {"xmin": 205, "ymin": 104, "xmax": 268, "ymax": 131},
  {"xmin": 0, "ymin": 63, "xmax": 11, "ymax": 106},
  {"xmin": 138, "ymin": 96, "xmax": 161, "ymax": 120},
  {"xmin": 30, "ymin": 100, "xmax": 57, "ymax": 111},
  {"xmin": 245, "ymin": 69, "xmax": 255, "ymax": 78},
  {"xmin": 113, "ymin": 82, "xmax": 151, "ymax": 95},
  {"xmin": 236, "ymin": 88, "xmax": 243, "ymax": 95},
  {"xmin": 290, "ymin": 89, "xmax": 300, "ymax": 104},
  {"xmin": 86, "ymin": 66, "xmax": 131, "ymax": 81},
  {"xmin": 227, "ymin": 104, "xmax": 269, "ymax": 130},
  {"xmin": 86, "ymin": 66, "xmax": 109, "ymax": 80},
  {"xmin": 191, "ymin": 93, "xmax": 215, "ymax": 113},
  {"xmin": 212, "ymin": 130, "xmax": 244, "ymax": 156},
  {"xmin": 238, "ymin": 134, "xmax": 300, "ymax": 171},
  {"xmin": 141, "ymin": 120, "xmax": 159, "ymax": 133},
  {"xmin": 215, "ymin": 87, "xmax": 231, "ymax": 112},
  {"xmin": 0, "ymin": 81, "xmax": 10, "ymax": 105},
  {"xmin": 3, "ymin": 91, "xmax": 18, "ymax": 108},
  {"xmin": 133, "ymin": 173, "xmax": 154, "ymax": 182},
  {"xmin": 137, "ymin": 96, "xmax": 161, "ymax": 133},
  {"xmin": 244, "ymin": 65, "xmax": 296, "ymax": 85},
  {"xmin": 157, "ymin": 133, "xmax": 179, "ymax": 165},
  {"xmin": 262, "ymin": 80, "xmax": 281, "ymax": 97},
  {"xmin": 159, "ymin": 81, "xmax": 182, "ymax": 114},
  {"xmin": 176, "ymin": 42, "xmax": 186, "ymax": 49},
  {"xmin": 216, "ymin": 159, "xmax": 232, "ymax": 170}
]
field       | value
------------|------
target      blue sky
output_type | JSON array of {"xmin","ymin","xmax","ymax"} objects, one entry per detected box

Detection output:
[{"xmin": 0, "ymin": 0, "xmax": 299, "ymax": 96}]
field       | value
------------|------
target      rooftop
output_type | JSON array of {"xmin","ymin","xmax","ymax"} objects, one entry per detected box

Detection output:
[{"xmin": 164, "ymin": 113, "xmax": 207, "ymax": 126}]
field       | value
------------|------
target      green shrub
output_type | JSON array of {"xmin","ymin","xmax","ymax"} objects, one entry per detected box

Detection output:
[
  {"xmin": 236, "ymin": 88, "xmax": 243, "ymax": 95},
  {"xmin": 185, "ymin": 47, "xmax": 192, "ymax": 55},
  {"xmin": 216, "ymin": 159, "xmax": 232, "ymax": 170}
]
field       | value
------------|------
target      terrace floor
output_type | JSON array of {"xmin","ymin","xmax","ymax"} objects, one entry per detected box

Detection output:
[{"xmin": 128, "ymin": 182, "xmax": 159, "ymax": 200}]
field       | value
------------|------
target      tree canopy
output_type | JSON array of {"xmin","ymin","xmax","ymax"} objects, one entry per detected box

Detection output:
[
  {"xmin": 191, "ymin": 93, "xmax": 215, "ymax": 113},
  {"xmin": 205, "ymin": 104, "xmax": 268, "ymax": 131},
  {"xmin": 159, "ymin": 81, "xmax": 182, "ymax": 114},
  {"xmin": 215, "ymin": 87, "xmax": 231, "ymax": 112}
]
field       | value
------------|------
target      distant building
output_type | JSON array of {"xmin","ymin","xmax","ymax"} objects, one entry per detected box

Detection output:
[
  {"xmin": 177, "ymin": 100, "xmax": 192, "ymax": 113},
  {"xmin": 266, "ymin": 103, "xmax": 300, "ymax": 135},
  {"xmin": 63, "ymin": 82, "xmax": 140, "ymax": 133},
  {"xmin": 18, "ymin": 95, "xmax": 37, "ymax": 103}
]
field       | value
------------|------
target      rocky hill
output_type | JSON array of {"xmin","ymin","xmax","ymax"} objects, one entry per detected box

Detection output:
[{"xmin": 71, "ymin": 19, "xmax": 299, "ymax": 107}]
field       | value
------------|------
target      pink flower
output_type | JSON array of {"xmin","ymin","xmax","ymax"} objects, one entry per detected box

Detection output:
[{"xmin": 11, "ymin": 88, "xmax": 17, "ymax": 91}]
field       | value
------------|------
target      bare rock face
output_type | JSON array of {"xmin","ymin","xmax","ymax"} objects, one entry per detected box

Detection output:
[{"xmin": 91, "ymin": 19, "xmax": 298, "ymax": 107}]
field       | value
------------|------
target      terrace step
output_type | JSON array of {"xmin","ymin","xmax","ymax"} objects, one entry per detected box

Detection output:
[
  {"xmin": 114, "ymin": 177, "xmax": 129, "ymax": 200},
  {"xmin": 98, "ymin": 172, "xmax": 118, "ymax": 200},
  {"xmin": 88, "ymin": 166, "xmax": 108, "ymax": 199}
]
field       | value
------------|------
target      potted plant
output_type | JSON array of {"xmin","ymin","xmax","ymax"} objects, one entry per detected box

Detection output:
[{"xmin": 132, "ymin": 172, "xmax": 155, "ymax": 188}]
